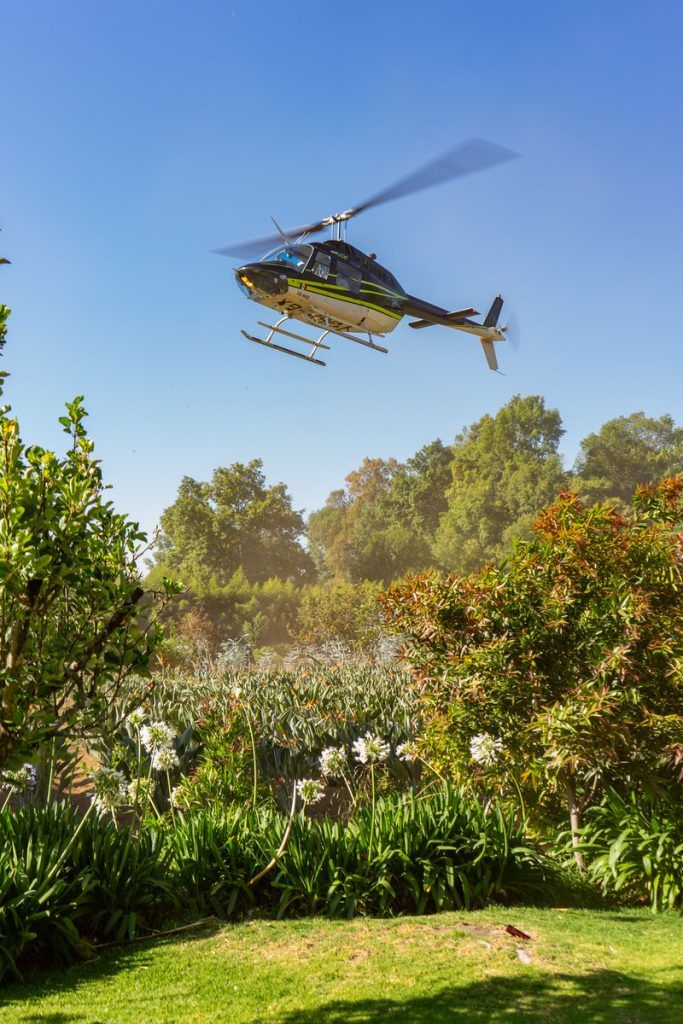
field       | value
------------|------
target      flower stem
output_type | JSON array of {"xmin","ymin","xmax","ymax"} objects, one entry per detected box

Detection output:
[
  {"xmin": 340, "ymin": 768, "xmax": 356, "ymax": 808},
  {"xmin": 368, "ymin": 763, "xmax": 376, "ymax": 862},
  {"xmin": 243, "ymin": 704, "xmax": 258, "ymax": 809},
  {"xmin": 166, "ymin": 770, "xmax": 176, "ymax": 826},
  {"xmin": 248, "ymin": 781, "xmax": 297, "ymax": 887}
]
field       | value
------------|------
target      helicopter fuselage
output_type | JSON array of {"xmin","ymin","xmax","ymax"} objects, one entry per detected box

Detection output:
[{"xmin": 235, "ymin": 240, "xmax": 407, "ymax": 336}]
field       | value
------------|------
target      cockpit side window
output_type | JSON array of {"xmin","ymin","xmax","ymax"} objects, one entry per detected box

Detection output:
[{"xmin": 266, "ymin": 245, "xmax": 312, "ymax": 270}]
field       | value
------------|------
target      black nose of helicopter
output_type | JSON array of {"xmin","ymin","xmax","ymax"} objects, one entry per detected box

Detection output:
[{"xmin": 235, "ymin": 264, "xmax": 288, "ymax": 297}]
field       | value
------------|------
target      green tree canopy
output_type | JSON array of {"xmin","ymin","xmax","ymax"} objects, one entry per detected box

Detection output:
[
  {"xmin": 307, "ymin": 446, "xmax": 452, "ymax": 584},
  {"xmin": 152, "ymin": 460, "xmax": 313, "ymax": 588},
  {"xmin": 433, "ymin": 394, "xmax": 567, "ymax": 573},
  {"xmin": 574, "ymin": 411, "xmax": 683, "ymax": 504}
]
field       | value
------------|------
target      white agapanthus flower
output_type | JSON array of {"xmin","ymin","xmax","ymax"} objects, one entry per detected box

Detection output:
[
  {"xmin": 170, "ymin": 785, "xmax": 190, "ymax": 810},
  {"xmin": 352, "ymin": 733, "xmax": 390, "ymax": 765},
  {"xmin": 127, "ymin": 777, "xmax": 151, "ymax": 805},
  {"xmin": 151, "ymin": 746, "xmax": 180, "ymax": 772},
  {"xmin": 90, "ymin": 767, "xmax": 127, "ymax": 815},
  {"xmin": 140, "ymin": 721, "xmax": 174, "ymax": 754},
  {"xmin": 396, "ymin": 741, "xmax": 420, "ymax": 763},
  {"xmin": 127, "ymin": 707, "xmax": 146, "ymax": 729},
  {"xmin": 319, "ymin": 746, "xmax": 348, "ymax": 778},
  {"xmin": 2, "ymin": 763, "xmax": 36, "ymax": 793},
  {"xmin": 296, "ymin": 778, "xmax": 325, "ymax": 805},
  {"xmin": 469, "ymin": 732, "xmax": 503, "ymax": 766}
]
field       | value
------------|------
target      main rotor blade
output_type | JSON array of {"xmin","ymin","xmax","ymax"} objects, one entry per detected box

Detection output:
[
  {"xmin": 349, "ymin": 137, "xmax": 519, "ymax": 218},
  {"xmin": 212, "ymin": 219, "xmax": 328, "ymax": 260},
  {"xmin": 213, "ymin": 137, "xmax": 518, "ymax": 260}
]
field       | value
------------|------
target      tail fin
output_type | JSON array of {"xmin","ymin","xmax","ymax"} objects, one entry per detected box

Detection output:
[
  {"xmin": 480, "ymin": 339, "xmax": 499, "ymax": 371},
  {"xmin": 484, "ymin": 295, "xmax": 503, "ymax": 328}
]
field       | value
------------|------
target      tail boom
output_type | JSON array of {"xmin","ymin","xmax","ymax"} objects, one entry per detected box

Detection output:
[{"xmin": 406, "ymin": 293, "xmax": 508, "ymax": 371}]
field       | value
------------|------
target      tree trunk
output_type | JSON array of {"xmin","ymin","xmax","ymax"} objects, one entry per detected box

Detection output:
[{"xmin": 564, "ymin": 774, "xmax": 585, "ymax": 872}]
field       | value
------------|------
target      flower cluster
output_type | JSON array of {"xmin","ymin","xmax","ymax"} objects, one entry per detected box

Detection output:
[
  {"xmin": 171, "ymin": 784, "xmax": 191, "ymax": 810},
  {"xmin": 127, "ymin": 778, "xmax": 152, "ymax": 806},
  {"xmin": 140, "ymin": 721, "xmax": 174, "ymax": 754},
  {"xmin": 352, "ymin": 733, "xmax": 390, "ymax": 765},
  {"xmin": 319, "ymin": 746, "xmax": 348, "ymax": 778},
  {"xmin": 296, "ymin": 778, "xmax": 325, "ymax": 805},
  {"xmin": 469, "ymin": 732, "xmax": 503, "ymax": 766},
  {"xmin": 152, "ymin": 747, "xmax": 180, "ymax": 772},
  {"xmin": 127, "ymin": 707, "xmax": 146, "ymax": 730},
  {"xmin": 90, "ymin": 767, "xmax": 127, "ymax": 815},
  {"xmin": 396, "ymin": 741, "xmax": 420, "ymax": 763},
  {"xmin": 2, "ymin": 763, "xmax": 36, "ymax": 793}
]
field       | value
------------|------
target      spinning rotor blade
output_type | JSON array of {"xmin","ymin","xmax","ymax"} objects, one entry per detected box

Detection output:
[
  {"xmin": 213, "ymin": 137, "xmax": 518, "ymax": 260},
  {"xmin": 212, "ymin": 219, "xmax": 326, "ymax": 260},
  {"xmin": 349, "ymin": 137, "xmax": 519, "ymax": 218}
]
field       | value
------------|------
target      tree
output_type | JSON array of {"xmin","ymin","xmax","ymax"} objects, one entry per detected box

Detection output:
[
  {"xmin": 0, "ymin": 306, "xmax": 178, "ymax": 770},
  {"xmin": 152, "ymin": 460, "xmax": 313, "ymax": 587},
  {"xmin": 307, "ymin": 449, "xmax": 450, "ymax": 584},
  {"xmin": 383, "ymin": 481, "xmax": 683, "ymax": 868},
  {"xmin": 433, "ymin": 394, "xmax": 567, "ymax": 573},
  {"xmin": 388, "ymin": 440, "xmax": 454, "ymax": 537},
  {"xmin": 575, "ymin": 412, "xmax": 683, "ymax": 504}
]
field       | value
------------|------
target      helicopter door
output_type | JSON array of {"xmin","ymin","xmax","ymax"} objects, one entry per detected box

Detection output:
[{"xmin": 332, "ymin": 260, "xmax": 369, "ymax": 326}]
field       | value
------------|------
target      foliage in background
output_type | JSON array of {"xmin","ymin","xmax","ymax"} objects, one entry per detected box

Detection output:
[
  {"xmin": 433, "ymin": 394, "xmax": 567, "ymax": 573},
  {"xmin": 294, "ymin": 580, "xmax": 385, "ymax": 652},
  {"xmin": 0, "ymin": 307, "xmax": 179, "ymax": 772},
  {"xmin": 383, "ymin": 481, "xmax": 683, "ymax": 868},
  {"xmin": 307, "ymin": 446, "xmax": 452, "ymax": 584},
  {"xmin": 574, "ymin": 412, "xmax": 683, "ymax": 505},
  {"xmin": 116, "ymin": 667, "xmax": 420, "ymax": 806},
  {"xmin": 150, "ymin": 460, "xmax": 313, "ymax": 589},
  {"xmin": 148, "ymin": 396, "xmax": 683, "ymax": 649}
]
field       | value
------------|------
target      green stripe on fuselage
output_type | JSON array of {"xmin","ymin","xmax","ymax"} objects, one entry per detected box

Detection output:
[{"xmin": 287, "ymin": 278, "xmax": 403, "ymax": 320}]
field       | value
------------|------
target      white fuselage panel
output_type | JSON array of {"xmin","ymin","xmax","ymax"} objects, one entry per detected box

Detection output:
[{"xmin": 248, "ymin": 285, "xmax": 401, "ymax": 336}]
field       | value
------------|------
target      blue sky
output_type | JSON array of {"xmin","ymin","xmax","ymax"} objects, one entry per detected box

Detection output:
[{"xmin": 2, "ymin": 1, "xmax": 682, "ymax": 537}]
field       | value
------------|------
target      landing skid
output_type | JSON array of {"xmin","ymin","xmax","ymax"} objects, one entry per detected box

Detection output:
[{"xmin": 240, "ymin": 315, "xmax": 388, "ymax": 367}]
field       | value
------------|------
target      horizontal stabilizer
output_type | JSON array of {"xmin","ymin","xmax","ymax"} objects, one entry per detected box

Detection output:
[{"xmin": 408, "ymin": 307, "xmax": 479, "ymax": 330}]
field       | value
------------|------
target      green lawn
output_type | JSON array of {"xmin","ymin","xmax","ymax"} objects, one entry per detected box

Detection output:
[{"xmin": 2, "ymin": 907, "xmax": 681, "ymax": 1023}]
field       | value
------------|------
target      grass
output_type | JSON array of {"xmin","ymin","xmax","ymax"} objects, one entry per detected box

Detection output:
[{"xmin": 1, "ymin": 907, "xmax": 681, "ymax": 1023}]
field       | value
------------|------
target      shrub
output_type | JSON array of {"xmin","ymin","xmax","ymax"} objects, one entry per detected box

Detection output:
[
  {"xmin": 382, "ymin": 482, "xmax": 683, "ymax": 869},
  {"xmin": 0, "ymin": 805, "xmax": 171, "ymax": 982},
  {"xmin": 0, "ymin": 805, "xmax": 91, "ymax": 980},
  {"xmin": 75, "ymin": 821, "xmax": 172, "ymax": 942},
  {"xmin": 579, "ymin": 788, "xmax": 683, "ymax": 912},
  {"xmin": 163, "ymin": 785, "xmax": 552, "ymax": 919}
]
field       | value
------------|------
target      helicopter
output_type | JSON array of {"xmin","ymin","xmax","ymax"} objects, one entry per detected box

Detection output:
[{"xmin": 214, "ymin": 138, "xmax": 518, "ymax": 370}]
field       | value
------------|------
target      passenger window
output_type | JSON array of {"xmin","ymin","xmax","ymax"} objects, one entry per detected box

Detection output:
[{"xmin": 337, "ymin": 263, "xmax": 361, "ymax": 293}]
